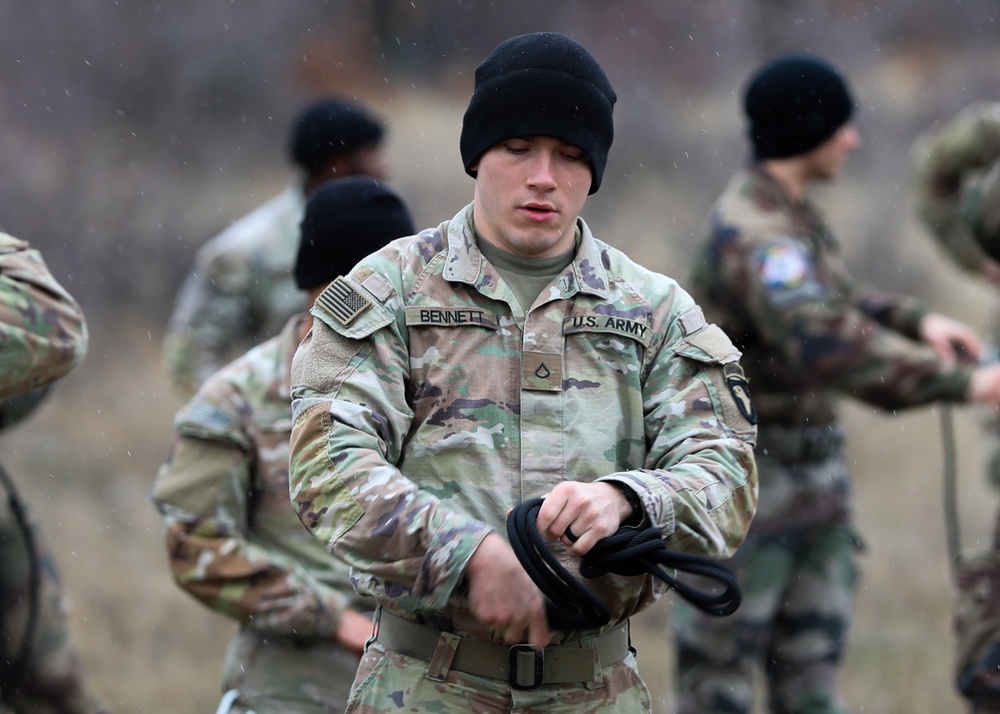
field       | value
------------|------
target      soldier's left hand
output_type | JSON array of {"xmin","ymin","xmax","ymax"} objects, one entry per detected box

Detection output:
[
  {"xmin": 919, "ymin": 312, "xmax": 982, "ymax": 364},
  {"xmin": 536, "ymin": 481, "xmax": 632, "ymax": 557}
]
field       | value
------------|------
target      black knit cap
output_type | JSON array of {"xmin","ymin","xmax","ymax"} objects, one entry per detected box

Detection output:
[
  {"xmin": 289, "ymin": 97, "xmax": 384, "ymax": 173},
  {"xmin": 743, "ymin": 53, "xmax": 855, "ymax": 160},
  {"xmin": 460, "ymin": 32, "xmax": 617, "ymax": 194},
  {"xmin": 295, "ymin": 176, "xmax": 414, "ymax": 291}
]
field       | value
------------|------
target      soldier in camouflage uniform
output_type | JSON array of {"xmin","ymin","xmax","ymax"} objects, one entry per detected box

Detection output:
[
  {"xmin": 288, "ymin": 32, "xmax": 758, "ymax": 714},
  {"xmin": 0, "ymin": 232, "xmax": 110, "ymax": 713},
  {"xmin": 913, "ymin": 103, "xmax": 1000, "ymax": 713},
  {"xmin": 151, "ymin": 177, "xmax": 415, "ymax": 714},
  {"xmin": 162, "ymin": 96, "xmax": 390, "ymax": 400},
  {"xmin": 673, "ymin": 54, "xmax": 1000, "ymax": 714},
  {"xmin": 912, "ymin": 102, "xmax": 1000, "ymax": 487}
]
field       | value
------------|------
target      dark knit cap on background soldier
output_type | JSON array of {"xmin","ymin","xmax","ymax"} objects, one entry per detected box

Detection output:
[
  {"xmin": 162, "ymin": 96, "xmax": 390, "ymax": 400},
  {"xmin": 287, "ymin": 30, "xmax": 757, "ymax": 714},
  {"xmin": 151, "ymin": 176, "xmax": 414, "ymax": 714},
  {"xmin": 674, "ymin": 53, "xmax": 1000, "ymax": 714}
]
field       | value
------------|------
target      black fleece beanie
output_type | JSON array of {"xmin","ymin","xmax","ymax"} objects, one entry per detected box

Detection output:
[
  {"xmin": 295, "ymin": 176, "xmax": 414, "ymax": 291},
  {"xmin": 460, "ymin": 32, "xmax": 617, "ymax": 194},
  {"xmin": 743, "ymin": 54, "xmax": 855, "ymax": 160},
  {"xmin": 289, "ymin": 97, "xmax": 384, "ymax": 173}
]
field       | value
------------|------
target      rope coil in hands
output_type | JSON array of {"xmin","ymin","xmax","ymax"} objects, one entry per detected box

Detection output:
[{"xmin": 505, "ymin": 496, "xmax": 741, "ymax": 630}]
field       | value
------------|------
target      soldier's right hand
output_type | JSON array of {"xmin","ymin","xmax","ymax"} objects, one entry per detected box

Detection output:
[
  {"xmin": 466, "ymin": 532, "xmax": 550, "ymax": 648},
  {"xmin": 968, "ymin": 364, "xmax": 1000, "ymax": 405}
]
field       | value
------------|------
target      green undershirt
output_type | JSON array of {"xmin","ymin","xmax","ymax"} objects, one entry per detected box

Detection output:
[{"xmin": 476, "ymin": 229, "xmax": 578, "ymax": 312}]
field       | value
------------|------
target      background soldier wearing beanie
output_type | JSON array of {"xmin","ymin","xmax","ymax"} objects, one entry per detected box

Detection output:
[
  {"xmin": 287, "ymin": 31, "xmax": 757, "ymax": 713},
  {"xmin": 162, "ymin": 96, "xmax": 390, "ymax": 400},
  {"xmin": 151, "ymin": 177, "xmax": 414, "ymax": 714},
  {"xmin": 0, "ymin": 232, "xmax": 110, "ymax": 713},
  {"xmin": 674, "ymin": 54, "xmax": 1000, "ymax": 713}
]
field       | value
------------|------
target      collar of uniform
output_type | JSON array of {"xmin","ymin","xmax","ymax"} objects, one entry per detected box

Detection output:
[{"xmin": 442, "ymin": 203, "xmax": 610, "ymax": 300}]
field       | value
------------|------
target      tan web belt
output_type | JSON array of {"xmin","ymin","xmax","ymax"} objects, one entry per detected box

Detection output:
[{"xmin": 374, "ymin": 608, "xmax": 631, "ymax": 690}]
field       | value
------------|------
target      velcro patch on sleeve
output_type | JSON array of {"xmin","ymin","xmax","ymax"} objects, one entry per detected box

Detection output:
[
  {"xmin": 679, "ymin": 306, "xmax": 707, "ymax": 336},
  {"xmin": 315, "ymin": 276, "xmax": 372, "ymax": 326}
]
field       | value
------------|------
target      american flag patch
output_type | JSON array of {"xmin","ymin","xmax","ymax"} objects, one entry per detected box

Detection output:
[{"xmin": 316, "ymin": 276, "xmax": 372, "ymax": 326}]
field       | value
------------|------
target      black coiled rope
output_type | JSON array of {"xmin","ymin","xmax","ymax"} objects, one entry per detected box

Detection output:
[{"xmin": 506, "ymin": 497, "xmax": 741, "ymax": 630}]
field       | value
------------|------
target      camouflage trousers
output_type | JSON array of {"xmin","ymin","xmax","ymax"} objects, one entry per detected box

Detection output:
[
  {"xmin": 0, "ymin": 498, "xmax": 109, "ymax": 714},
  {"xmin": 344, "ymin": 639, "xmax": 651, "ymax": 713},
  {"xmin": 673, "ymin": 437, "xmax": 861, "ymax": 714},
  {"xmin": 218, "ymin": 627, "xmax": 362, "ymax": 713}
]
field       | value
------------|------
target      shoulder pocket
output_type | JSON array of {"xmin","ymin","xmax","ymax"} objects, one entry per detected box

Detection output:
[{"xmin": 671, "ymin": 323, "xmax": 741, "ymax": 365}]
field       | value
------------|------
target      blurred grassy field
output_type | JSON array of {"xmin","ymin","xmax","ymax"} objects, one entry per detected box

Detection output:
[{"xmin": 3, "ymin": 88, "xmax": 1000, "ymax": 712}]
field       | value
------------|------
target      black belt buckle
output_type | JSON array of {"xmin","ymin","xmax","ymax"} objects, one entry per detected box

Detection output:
[{"xmin": 508, "ymin": 644, "xmax": 544, "ymax": 690}]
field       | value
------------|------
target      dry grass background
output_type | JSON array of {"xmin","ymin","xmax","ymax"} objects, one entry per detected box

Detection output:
[{"xmin": 3, "ymin": 54, "xmax": 1000, "ymax": 714}]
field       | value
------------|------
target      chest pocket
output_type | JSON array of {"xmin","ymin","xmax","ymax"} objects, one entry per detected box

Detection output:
[{"xmin": 561, "ymin": 313, "xmax": 653, "ymax": 387}]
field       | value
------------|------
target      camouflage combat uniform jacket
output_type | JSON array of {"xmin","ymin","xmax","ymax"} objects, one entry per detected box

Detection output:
[
  {"xmin": 0, "ymin": 232, "xmax": 87, "ymax": 397},
  {"xmin": 152, "ymin": 314, "xmax": 371, "ymax": 640},
  {"xmin": 912, "ymin": 101, "xmax": 1000, "ymax": 272},
  {"xmin": 0, "ymin": 232, "xmax": 108, "ymax": 714},
  {"xmin": 289, "ymin": 203, "xmax": 758, "ymax": 645},
  {"xmin": 163, "ymin": 186, "xmax": 308, "ymax": 399},
  {"xmin": 691, "ymin": 165, "xmax": 972, "ymax": 433}
]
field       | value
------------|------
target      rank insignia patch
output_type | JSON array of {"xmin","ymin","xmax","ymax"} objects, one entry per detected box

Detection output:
[{"xmin": 316, "ymin": 276, "xmax": 372, "ymax": 326}]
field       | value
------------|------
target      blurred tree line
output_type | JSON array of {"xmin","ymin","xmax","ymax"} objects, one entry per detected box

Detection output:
[{"xmin": 0, "ymin": 0, "xmax": 997, "ymax": 324}]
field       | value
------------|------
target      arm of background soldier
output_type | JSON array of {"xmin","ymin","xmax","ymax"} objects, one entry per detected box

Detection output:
[
  {"xmin": 738, "ymin": 237, "xmax": 974, "ymax": 409},
  {"xmin": 0, "ymin": 232, "xmax": 88, "ymax": 398},
  {"xmin": 911, "ymin": 101, "xmax": 1000, "ymax": 275},
  {"xmin": 161, "ymin": 248, "xmax": 255, "ymax": 400},
  {"xmin": 150, "ymin": 415, "xmax": 357, "ymax": 643}
]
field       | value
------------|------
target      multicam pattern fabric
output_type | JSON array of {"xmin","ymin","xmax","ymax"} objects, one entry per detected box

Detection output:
[
  {"xmin": 151, "ymin": 315, "xmax": 372, "ymax": 712},
  {"xmin": 162, "ymin": 186, "xmax": 308, "ymax": 399},
  {"xmin": 345, "ymin": 643, "xmax": 651, "ymax": 714},
  {"xmin": 0, "ymin": 232, "xmax": 88, "ymax": 398},
  {"xmin": 675, "ymin": 165, "xmax": 974, "ymax": 713},
  {"xmin": 288, "ymin": 202, "xmax": 758, "ymax": 653},
  {"xmin": 0, "ymin": 232, "xmax": 105, "ymax": 712},
  {"xmin": 913, "ymin": 104, "xmax": 1000, "ymax": 712},
  {"xmin": 0, "ymin": 503, "xmax": 111, "ymax": 714},
  {"xmin": 912, "ymin": 101, "xmax": 1000, "ymax": 271}
]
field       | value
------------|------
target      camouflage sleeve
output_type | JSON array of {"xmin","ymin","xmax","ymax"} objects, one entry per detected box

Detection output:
[
  {"xmin": 150, "ymin": 404, "xmax": 351, "ymax": 638},
  {"xmin": 603, "ymin": 298, "xmax": 758, "ymax": 558},
  {"xmin": 739, "ymin": 238, "xmax": 970, "ymax": 407},
  {"xmin": 289, "ymin": 293, "xmax": 491, "ymax": 613},
  {"xmin": 0, "ymin": 232, "xmax": 88, "ymax": 398},
  {"xmin": 912, "ymin": 102, "xmax": 1000, "ymax": 272},
  {"xmin": 850, "ymin": 283, "xmax": 927, "ymax": 340},
  {"xmin": 162, "ymin": 248, "xmax": 256, "ymax": 400}
]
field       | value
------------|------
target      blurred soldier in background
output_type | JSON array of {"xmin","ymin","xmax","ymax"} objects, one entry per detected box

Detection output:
[
  {"xmin": 913, "ymin": 102, "xmax": 1000, "ymax": 482},
  {"xmin": 287, "ymin": 31, "xmax": 757, "ymax": 714},
  {"xmin": 912, "ymin": 102, "xmax": 1000, "ymax": 713},
  {"xmin": 151, "ymin": 176, "xmax": 414, "ymax": 714},
  {"xmin": 162, "ymin": 96, "xmax": 390, "ymax": 400},
  {"xmin": 0, "ymin": 232, "xmax": 110, "ymax": 712},
  {"xmin": 675, "ymin": 55, "xmax": 1000, "ymax": 713}
]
